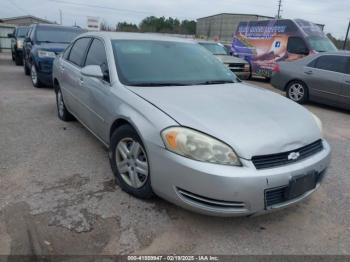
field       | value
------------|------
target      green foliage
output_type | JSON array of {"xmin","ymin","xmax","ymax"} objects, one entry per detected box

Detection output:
[
  {"xmin": 327, "ymin": 33, "xmax": 350, "ymax": 50},
  {"xmin": 116, "ymin": 22, "xmax": 139, "ymax": 32},
  {"xmin": 114, "ymin": 16, "xmax": 196, "ymax": 35}
]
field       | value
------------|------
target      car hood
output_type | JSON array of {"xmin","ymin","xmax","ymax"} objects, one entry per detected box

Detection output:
[
  {"xmin": 36, "ymin": 42, "xmax": 69, "ymax": 53},
  {"xmin": 128, "ymin": 83, "xmax": 321, "ymax": 159},
  {"xmin": 215, "ymin": 55, "xmax": 247, "ymax": 64}
]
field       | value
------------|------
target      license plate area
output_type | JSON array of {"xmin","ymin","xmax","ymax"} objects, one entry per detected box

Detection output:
[
  {"xmin": 265, "ymin": 171, "xmax": 319, "ymax": 208},
  {"xmin": 285, "ymin": 172, "xmax": 317, "ymax": 200}
]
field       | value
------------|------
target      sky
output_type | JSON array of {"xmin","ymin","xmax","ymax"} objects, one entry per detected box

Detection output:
[{"xmin": 1, "ymin": 0, "xmax": 349, "ymax": 39}]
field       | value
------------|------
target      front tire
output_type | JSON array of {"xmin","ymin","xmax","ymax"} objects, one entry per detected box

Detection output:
[
  {"xmin": 109, "ymin": 125, "xmax": 154, "ymax": 199},
  {"xmin": 286, "ymin": 80, "xmax": 309, "ymax": 104},
  {"xmin": 56, "ymin": 86, "xmax": 74, "ymax": 122},
  {"xmin": 31, "ymin": 64, "xmax": 42, "ymax": 88},
  {"xmin": 15, "ymin": 54, "xmax": 23, "ymax": 66},
  {"xmin": 24, "ymin": 59, "xmax": 30, "ymax": 75}
]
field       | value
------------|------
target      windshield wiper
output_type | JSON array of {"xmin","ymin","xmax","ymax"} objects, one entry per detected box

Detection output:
[
  {"xmin": 194, "ymin": 80, "xmax": 236, "ymax": 85},
  {"xmin": 131, "ymin": 82, "xmax": 193, "ymax": 87}
]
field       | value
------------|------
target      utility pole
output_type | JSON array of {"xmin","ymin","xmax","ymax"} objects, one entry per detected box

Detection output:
[
  {"xmin": 277, "ymin": 0, "xmax": 282, "ymax": 19},
  {"xmin": 59, "ymin": 9, "xmax": 63, "ymax": 25},
  {"xmin": 343, "ymin": 20, "xmax": 350, "ymax": 50}
]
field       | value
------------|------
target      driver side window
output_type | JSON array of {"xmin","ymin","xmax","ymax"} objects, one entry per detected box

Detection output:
[
  {"xmin": 287, "ymin": 37, "xmax": 309, "ymax": 55},
  {"xmin": 85, "ymin": 38, "xmax": 110, "ymax": 83}
]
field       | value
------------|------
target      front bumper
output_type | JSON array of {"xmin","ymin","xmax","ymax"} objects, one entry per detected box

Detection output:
[
  {"xmin": 35, "ymin": 59, "xmax": 54, "ymax": 86},
  {"xmin": 149, "ymin": 139, "xmax": 331, "ymax": 216}
]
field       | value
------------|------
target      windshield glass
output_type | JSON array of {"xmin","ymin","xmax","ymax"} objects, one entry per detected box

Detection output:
[
  {"xmin": 35, "ymin": 27, "xmax": 84, "ymax": 43},
  {"xmin": 199, "ymin": 43, "xmax": 228, "ymax": 55},
  {"xmin": 111, "ymin": 40, "xmax": 237, "ymax": 86},
  {"xmin": 16, "ymin": 28, "xmax": 29, "ymax": 37},
  {"xmin": 306, "ymin": 36, "xmax": 337, "ymax": 52}
]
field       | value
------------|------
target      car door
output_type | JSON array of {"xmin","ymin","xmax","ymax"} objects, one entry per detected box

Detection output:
[
  {"xmin": 303, "ymin": 55, "xmax": 348, "ymax": 106},
  {"xmin": 81, "ymin": 38, "xmax": 112, "ymax": 142},
  {"xmin": 61, "ymin": 37, "xmax": 92, "ymax": 122},
  {"xmin": 341, "ymin": 57, "xmax": 350, "ymax": 109},
  {"xmin": 23, "ymin": 26, "xmax": 33, "ymax": 65}
]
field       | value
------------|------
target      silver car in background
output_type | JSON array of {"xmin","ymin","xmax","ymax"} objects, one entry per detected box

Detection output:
[
  {"xmin": 52, "ymin": 32, "xmax": 330, "ymax": 216},
  {"xmin": 271, "ymin": 51, "xmax": 350, "ymax": 110},
  {"xmin": 198, "ymin": 41, "xmax": 251, "ymax": 80}
]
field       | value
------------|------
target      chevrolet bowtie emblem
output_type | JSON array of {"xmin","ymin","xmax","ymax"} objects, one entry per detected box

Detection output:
[{"xmin": 288, "ymin": 152, "xmax": 300, "ymax": 161}]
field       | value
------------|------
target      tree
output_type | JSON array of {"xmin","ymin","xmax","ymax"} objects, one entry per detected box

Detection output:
[
  {"xmin": 327, "ymin": 33, "xmax": 350, "ymax": 50},
  {"xmin": 116, "ymin": 22, "xmax": 138, "ymax": 32},
  {"xmin": 138, "ymin": 16, "xmax": 196, "ymax": 35},
  {"xmin": 100, "ymin": 20, "xmax": 113, "ymax": 31}
]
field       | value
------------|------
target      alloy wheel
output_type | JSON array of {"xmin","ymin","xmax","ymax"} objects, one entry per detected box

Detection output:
[
  {"xmin": 31, "ymin": 65, "xmax": 38, "ymax": 85},
  {"xmin": 57, "ymin": 90, "xmax": 65, "ymax": 118},
  {"xmin": 115, "ymin": 138, "xmax": 149, "ymax": 189},
  {"xmin": 288, "ymin": 83, "xmax": 305, "ymax": 102}
]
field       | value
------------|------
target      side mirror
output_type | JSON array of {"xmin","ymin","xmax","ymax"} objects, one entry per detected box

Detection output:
[
  {"xmin": 24, "ymin": 37, "xmax": 31, "ymax": 43},
  {"xmin": 7, "ymin": 33, "xmax": 14, "ymax": 38},
  {"xmin": 81, "ymin": 65, "xmax": 103, "ymax": 79}
]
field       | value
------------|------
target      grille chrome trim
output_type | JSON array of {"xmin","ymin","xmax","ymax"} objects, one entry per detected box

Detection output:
[{"xmin": 252, "ymin": 140, "xmax": 324, "ymax": 170}]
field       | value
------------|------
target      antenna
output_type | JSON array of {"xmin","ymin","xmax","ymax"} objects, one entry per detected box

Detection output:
[{"xmin": 277, "ymin": 0, "xmax": 282, "ymax": 19}]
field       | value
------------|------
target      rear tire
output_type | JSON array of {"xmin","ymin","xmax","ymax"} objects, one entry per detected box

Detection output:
[
  {"xmin": 55, "ymin": 86, "xmax": 75, "ymax": 122},
  {"xmin": 15, "ymin": 54, "xmax": 22, "ymax": 66},
  {"xmin": 286, "ymin": 80, "xmax": 309, "ymax": 104},
  {"xmin": 109, "ymin": 124, "xmax": 154, "ymax": 199},
  {"xmin": 24, "ymin": 59, "xmax": 30, "ymax": 75}
]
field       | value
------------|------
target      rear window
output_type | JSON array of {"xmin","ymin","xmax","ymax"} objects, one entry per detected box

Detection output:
[{"xmin": 35, "ymin": 27, "xmax": 84, "ymax": 43}]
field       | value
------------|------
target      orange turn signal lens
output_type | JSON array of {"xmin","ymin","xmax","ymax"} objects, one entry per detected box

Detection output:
[{"xmin": 165, "ymin": 131, "xmax": 178, "ymax": 149}]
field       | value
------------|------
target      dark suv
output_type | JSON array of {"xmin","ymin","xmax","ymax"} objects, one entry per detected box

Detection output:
[
  {"xmin": 23, "ymin": 24, "xmax": 85, "ymax": 87},
  {"xmin": 8, "ymin": 26, "xmax": 29, "ymax": 66}
]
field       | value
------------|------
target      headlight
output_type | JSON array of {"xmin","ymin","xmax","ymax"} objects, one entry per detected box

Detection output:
[
  {"xmin": 16, "ymin": 40, "xmax": 23, "ymax": 49},
  {"xmin": 38, "ymin": 50, "xmax": 56, "ymax": 58},
  {"xmin": 161, "ymin": 127, "xmax": 241, "ymax": 166},
  {"xmin": 311, "ymin": 113, "xmax": 323, "ymax": 134}
]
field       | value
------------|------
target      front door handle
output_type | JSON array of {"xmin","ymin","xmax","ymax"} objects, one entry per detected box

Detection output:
[
  {"xmin": 304, "ymin": 70, "xmax": 313, "ymax": 75},
  {"xmin": 79, "ymin": 78, "xmax": 84, "ymax": 86}
]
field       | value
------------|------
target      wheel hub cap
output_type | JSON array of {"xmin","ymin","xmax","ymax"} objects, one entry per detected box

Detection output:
[
  {"xmin": 115, "ymin": 138, "xmax": 149, "ymax": 189},
  {"xmin": 289, "ymin": 83, "xmax": 304, "ymax": 101}
]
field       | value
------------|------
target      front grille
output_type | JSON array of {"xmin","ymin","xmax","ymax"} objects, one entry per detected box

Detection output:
[
  {"xmin": 177, "ymin": 188, "xmax": 245, "ymax": 210},
  {"xmin": 228, "ymin": 63, "xmax": 245, "ymax": 72},
  {"xmin": 252, "ymin": 140, "xmax": 324, "ymax": 170},
  {"xmin": 265, "ymin": 186, "xmax": 288, "ymax": 207}
]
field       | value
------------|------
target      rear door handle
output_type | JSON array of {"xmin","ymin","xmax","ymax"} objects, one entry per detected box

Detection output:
[
  {"xmin": 79, "ymin": 77, "xmax": 84, "ymax": 86},
  {"xmin": 304, "ymin": 70, "xmax": 313, "ymax": 75}
]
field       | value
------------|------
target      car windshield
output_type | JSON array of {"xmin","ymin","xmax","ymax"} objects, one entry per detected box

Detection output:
[
  {"xmin": 306, "ymin": 36, "xmax": 337, "ymax": 52},
  {"xmin": 16, "ymin": 28, "xmax": 29, "ymax": 37},
  {"xmin": 199, "ymin": 43, "xmax": 228, "ymax": 55},
  {"xmin": 111, "ymin": 40, "xmax": 237, "ymax": 86},
  {"xmin": 35, "ymin": 27, "xmax": 84, "ymax": 43}
]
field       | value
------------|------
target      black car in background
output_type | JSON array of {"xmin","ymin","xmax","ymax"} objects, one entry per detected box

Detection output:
[
  {"xmin": 23, "ymin": 24, "xmax": 85, "ymax": 87},
  {"xmin": 8, "ymin": 26, "xmax": 29, "ymax": 66}
]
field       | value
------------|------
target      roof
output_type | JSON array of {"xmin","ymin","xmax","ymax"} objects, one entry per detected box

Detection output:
[
  {"xmin": 1, "ymin": 15, "xmax": 54, "ymax": 24},
  {"xmin": 79, "ymin": 32, "xmax": 196, "ymax": 43},
  {"xmin": 197, "ymin": 13, "xmax": 274, "ymax": 21}
]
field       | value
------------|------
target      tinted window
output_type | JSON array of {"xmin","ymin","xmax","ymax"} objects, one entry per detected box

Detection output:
[
  {"xmin": 63, "ymin": 44, "xmax": 72, "ymax": 60},
  {"xmin": 69, "ymin": 38, "xmax": 91, "ymax": 66},
  {"xmin": 306, "ymin": 36, "xmax": 337, "ymax": 52},
  {"xmin": 16, "ymin": 27, "xmax": 29, "ymax": 37},
  {"xmin": 314, "ymin": 55, "xmax": 348, "ymax": 74},
  {"xmin": 35, "ymin": 26, "xmax": 84, "ymax": 43},
  {"xmin": 112, "ymin": 40, "xmax": 237, "ymax": 86},
  {"xmin": 287, "ymin": 37, "xmax": 309, "ymax": 54},
  {"xmin": 85, "ymin": 39, "xmax": 109, "ymax": 82}
]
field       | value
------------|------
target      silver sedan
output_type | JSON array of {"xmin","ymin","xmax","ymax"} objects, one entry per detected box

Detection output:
[{"xmin": 52, "ymin": 32, "xmax": 331, "ymax": 216}]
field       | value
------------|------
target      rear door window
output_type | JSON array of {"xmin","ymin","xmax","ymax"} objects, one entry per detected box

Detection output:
[
  {"xmin": 84, "ymin": 38, "xmax": 110, "ymax": 82},
  {"xmin": 314, "ymin": 55, "xmax": 348, "ymax": 74},
  {"xmin": 68, "ymin": 38, "xmax": 91, "ymax": 67}
]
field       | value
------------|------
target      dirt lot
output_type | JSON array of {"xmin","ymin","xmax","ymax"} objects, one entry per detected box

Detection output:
[{"xmin": 0, "ymin": 53, "xmax": 349, "ymax": 255}]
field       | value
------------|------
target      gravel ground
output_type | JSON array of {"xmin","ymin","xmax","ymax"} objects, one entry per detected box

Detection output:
[{"xmin": 0, "ymin": 53, "xmax": 349, "ymax": 255}]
